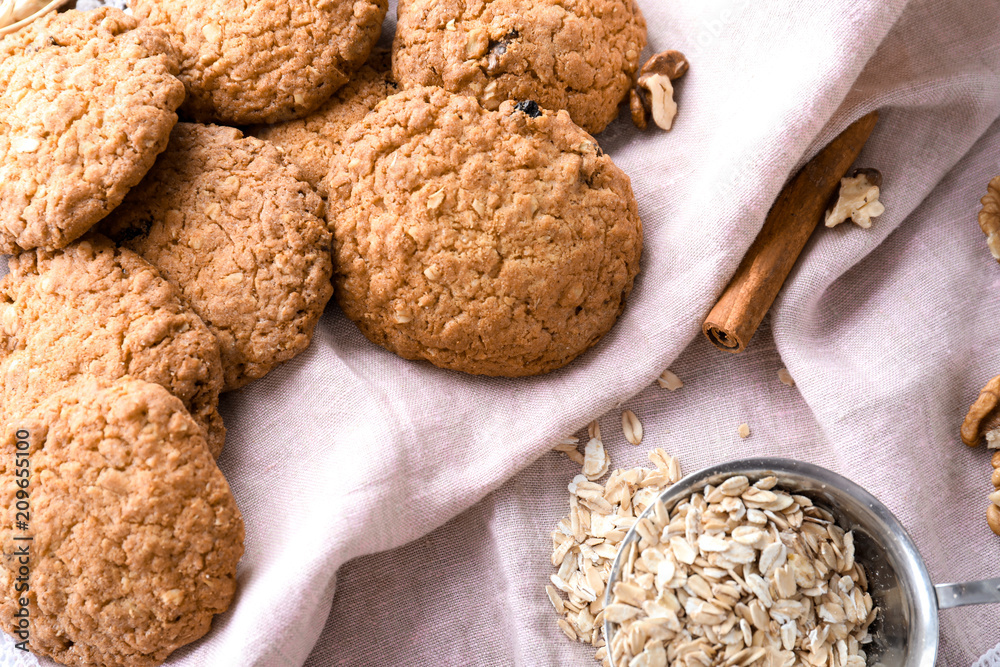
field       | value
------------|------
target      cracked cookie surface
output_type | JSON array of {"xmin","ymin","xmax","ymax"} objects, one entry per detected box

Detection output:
[
  {"xmin": 101, "ymin": 123, "xmax": 333, "ymax": 390},
  {"xmin": 392, "ymin": 0, "xmax": 646, "ymax": 134},
  {"xmin": 0, "ymin": 377, "xmax": 244, "ymax": 667},
  {"xmin": 0, "ymin": 8, "xmax": 185, "ymax": 253},
  {"xmin": 130, "ymin": 0, "xmax": 388, "ymax": 124},
  {"xmin": 325, "ymin": 86, "xmax": 642, "ymax": 376},
  {"xmin": 0, "ymin": 235, "xmax": 226, "ymax": 457},
  {"xmin": 247, "ymin": 50, "xmax": 397, "ymax": 195}
]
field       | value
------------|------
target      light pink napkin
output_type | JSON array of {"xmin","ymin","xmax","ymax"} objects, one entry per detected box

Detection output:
[{"xmin": 4, "ymin": 0, "xmax": 1000, "ymax": 665}]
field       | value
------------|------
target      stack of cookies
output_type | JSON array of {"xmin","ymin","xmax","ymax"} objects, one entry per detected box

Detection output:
[
  {"xmin": 0, "ymin": 0, "xmax": 648, "ymax": 663},
  {"xmin": 252, "ymin": 0, "xmax": 649, "ymax": 377}
]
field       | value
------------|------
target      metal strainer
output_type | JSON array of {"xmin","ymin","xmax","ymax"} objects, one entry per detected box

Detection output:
[{"xmin": 603, "ymin": 458, "xmax": 1000, "ymax": 666}]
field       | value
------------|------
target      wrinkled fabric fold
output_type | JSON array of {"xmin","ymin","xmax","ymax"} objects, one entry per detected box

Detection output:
[{"xmin": 5, "ymin": 0, "xmax": 1000, "ymax": 665}]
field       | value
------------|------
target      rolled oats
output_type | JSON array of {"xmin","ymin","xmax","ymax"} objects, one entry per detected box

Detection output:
[
  {"xmin": 583, "ymin": 437, "xmax": 612, "ymax": 481},
  {"xmin": 622, "ymin": 410, "xmax": 643, "ymax": 446},
  {"xmin": 657, "ymin": 369, "xmax": 684, "ymax": 391},
  {"xmin": 547, "ymin": 445, "xmax": 683, "ymax": 662},
  {"xmin": 553, "ymin": 436, "xmax": 586, "ymax": 465},
  {"xmin": 548, "ymin": 432, "xmax": 877, "ymax": 667},
  {"xmin": 589, "ymin": 420, "xmax": 602, "ymax": 441},
  {"xmin": 603, "ymin": 474, "xmax": 878, "ymax": 667}
]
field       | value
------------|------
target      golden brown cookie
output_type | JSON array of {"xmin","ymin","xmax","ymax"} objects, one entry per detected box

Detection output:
[
  {"xmin": 101, "ymin": 123, "xmax": 333, "ymax": 390},
  {"xmin": 246, "ymin": 49, "xmax": 397, "ymax": 195},
  {"xmin": 392, "ymin": 0, "xmax": 647, "ymax": 135},
  {"xmin": 0, "ymin": 8, "xmax": 185, "ymax": 253},
  {"xmin": 0, "ymin": 234, "xmax": 226, "ymax": 457},
  {"xmin": 129, "ymin": 0, "xmax": 388, "ymax": 124},
  {"xmin": 325, "ymin": 86, "xmax": 643, "ymax": 376},
  {"xmin": 0, "ymin": 376, "xmax": 244, "ymax": 667}
]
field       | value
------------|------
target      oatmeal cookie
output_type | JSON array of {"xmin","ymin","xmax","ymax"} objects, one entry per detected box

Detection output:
[
  {"xmin": 325, "ymin": 86, "xmax": 643, "ymax": 376},
  {"xmin": 0, "ymin": 377, "xmax": 243, "ymax": 667},
  {"xmin": 247, "ymin": 49, "xmax": 397, "ymax": 194},
  {"xmin": 0, "ymin": 235, "xmax": 226, "ymax": 457},
  {"xmin": 129, "ymin": 0, "xmax": 388, "ymax": 124},
  {"xmin": 101, "ymin": 123, "xmax": 333, "ymax": 390},
  {"xmin": 0, "ymin": 8, "xmax": 185, "ymax": 253},
  {"xmin": 392, "ymin": 0, "xmax": 646, "ymax": 135}
]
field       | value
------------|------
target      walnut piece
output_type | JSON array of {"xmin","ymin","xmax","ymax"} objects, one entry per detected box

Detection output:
[
  {"xmin": 825, "ymin": 168, "xmax": 884, "ymax": 229},
  {"xmin": 978, "ymin": 176, "xmax": 1000, "ymax": 262},
  {"xmin": 961, "ymin": 374, "xmax": 1000, "ymax": 448},
  {"xmin": 976, "ymin": 379, "xmax": 1000, "ymax": 537},
  {"xmin": 629, "ymin": 89, "xmax": 648, "ymax": 130},
  {"xmin": 991, "ymin": 453, "xmax": 1000, "ymax": 536},
  {"xmin": 631, "ymin": 50, "xmax": 689, "ymax": 132}
]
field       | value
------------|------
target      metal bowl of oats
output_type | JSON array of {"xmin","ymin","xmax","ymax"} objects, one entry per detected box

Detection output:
[{"xmin": 601, "ymin": 458, "xmax": 1000, "ymax": 667}]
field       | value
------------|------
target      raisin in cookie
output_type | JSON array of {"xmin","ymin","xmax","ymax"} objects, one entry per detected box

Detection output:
[
  {"xmin": 325, "ymin": 86, "xmax": 643, "ymax": 377},
  {"xmin": 101, "ymin": 123, "xmax": 333, "ymax": 390},
  {"xmin": 0, "ymin": 234, "xmax": 226, "ymax": 457},
  {"xmin": 247, "ymin": 49, "xmax": 397, "ymax": 195},
  {"xmin": 130, "ymin": 0, "xmax": 388, "ymax": 124},
  {"xmin": 392, "ymin": 0, "xmax": 646, "ymax": 135},
  {"xmin": 0, "ymin": 8, "xmax": 185, "ymax": 253},
  {"xmin": 0, "ymin": 377, "xmax": 244, "ymax": 667}
]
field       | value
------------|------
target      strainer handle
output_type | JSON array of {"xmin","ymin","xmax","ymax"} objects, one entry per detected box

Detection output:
[{"xmin": 935, "ymin": 578, "xmax": 1000, "ymax": 609}]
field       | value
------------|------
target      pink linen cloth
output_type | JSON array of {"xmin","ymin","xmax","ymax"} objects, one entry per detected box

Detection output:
[{"xmin": 4, "ymin": 0, "xmax": 1000, "ymax": 665}]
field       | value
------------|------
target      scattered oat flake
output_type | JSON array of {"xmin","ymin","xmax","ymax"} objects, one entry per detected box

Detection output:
[
  {"xmin": 778, "ymin": 368, "xmax": 796, "ymax": 386},
  {"xmin": 545, "ymin": 584, "xmax": 565, "ymax": 614},
  {"xmin": 656, "ymin": 369, "xmax": 683, "ymax": 391},
  {"xmin": 738, "ymin": 423, "xmax": 751, "ymax": 438},
  {"xmin": 621, "ymin": 410, "xmax": 643, "ymax": 446},
  {"xmin": 582, "ymin": 437, "xmax": 610, "ymax": 481},
  {"xmin": 557, "ymin": 618, "xmax": 578, "ymax": 641},
  {"xmin": 552, "ymin": 437, "xmax": 585, "ymax": 465}
]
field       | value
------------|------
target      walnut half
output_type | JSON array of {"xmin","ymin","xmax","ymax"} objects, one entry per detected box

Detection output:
[
  {"xmin": 965, "ymin": 375, "xmax": 1000, "ymax": 537},
  {"xmin": 961, "ymin": 374, "xmax": 1000, "ymax": 448},
  {"xmin": 825, "ymin": 168, "xmax": 884, "ymax": 229},
  {"xmin": 630, "ymin": 50, "xmax": 689, "ymax": 131},
  {"xmin": 978, "ymin": 175, "xmax": 1000, "ymax": 263}
]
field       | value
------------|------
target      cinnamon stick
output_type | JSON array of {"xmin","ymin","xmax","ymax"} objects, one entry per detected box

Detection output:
[{"xmin": 702, "ymin": 111, "xmax": 879, "ymax": 353}]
